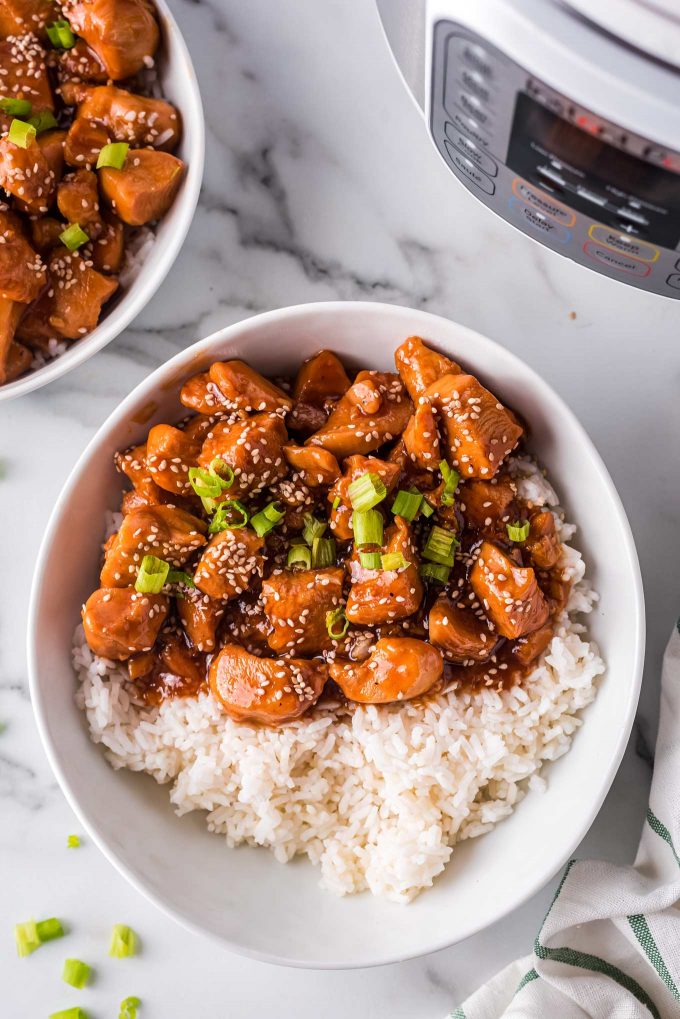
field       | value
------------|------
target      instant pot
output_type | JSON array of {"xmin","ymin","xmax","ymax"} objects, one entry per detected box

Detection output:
[{"xmin": 376, "ymin": 0, "xmax": 680, "ymax": 297}]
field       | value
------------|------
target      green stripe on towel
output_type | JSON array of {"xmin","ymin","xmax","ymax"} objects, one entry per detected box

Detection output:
[
  {"xmin": 628, "ymin": 914, "xmax": 680, "ymax": 1001},
  {"xmin": 646, "ymin": 809, "xmax": 680, "ymax": 868},
  {"xmin": 516, "ymin": 968, "xmax": 539, "ymax": 993}
]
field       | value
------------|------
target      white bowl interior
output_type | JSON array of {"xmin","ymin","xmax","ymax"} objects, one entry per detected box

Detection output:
[
  {"xmin": 28, "ymin": 303, "xmax": 644, "ymax": 967},
  {"xmin": 0, "ymin": 0, "xmax": 204, "ymax": 402}
]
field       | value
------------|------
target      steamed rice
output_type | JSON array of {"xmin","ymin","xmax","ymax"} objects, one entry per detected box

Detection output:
[{"xmin": 73, "ymin": 460, "xmax": 604, "ymax": 902}]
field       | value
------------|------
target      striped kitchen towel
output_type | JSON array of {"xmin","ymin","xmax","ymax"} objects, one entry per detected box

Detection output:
[{"xmin": 450, "ymin": 623, "xmax": 680, "ymax": 1019}]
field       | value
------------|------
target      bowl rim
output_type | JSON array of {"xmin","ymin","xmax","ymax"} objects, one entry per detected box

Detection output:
[
  {"xmin": 27, "ymin": 301, "xmax": 646, "ymax": 968},
  {"xmin": 0, "ymin": 0, "xmax": 205, "ymax": 403}
]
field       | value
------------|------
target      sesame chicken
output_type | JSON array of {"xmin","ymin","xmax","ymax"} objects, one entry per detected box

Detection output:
[
  {"xmin": 345, "ymin": 516, "xmax": 423, "ymax": 626},
  {"xmin": 145, "ymin": 423, "xmax": 201, "ymax": 496},
  {"xmin": 208, "ymin": 358, "xmax": 293, "ymax": 416},
  {"xmin": 330, "ymin": 637, "xmax": 443, "ymax": 704},
  {"xmin": 210, "ymin": 644, "xmax": 328, "ymax": 725},
  {"xmin": 98, "ymin": 148, "xmax": 184, "ymax": 226},
  {"xmin": 428, "ymin": 596, "xmax": 497, "ymax": 663},
  {"xmin": 0, "ymin": 209, "xmax": 46, "ymax": 301},
  {"xmin": 307, "ymin": 370, "xmax": 412, "ymax": 459},
  {"xmin": 198, "ymin": 412, "xmax": 288, "ymax": 498},
  {"xmin": 75, "ymin": 85, "xmax": 181, "ymax": 151},
  {"xmin": 64, "ymin": 0, "xmax": 159, "ymax": 80},
  {"xmin": 262, "ymin": 566, "xmax": 344, "ymax": 655},
  {"xmin": 17, "ymin": 248, "xmax": 118, "ymax": 342},
  {"xmin": 100, "ymin": 504, "xmax": 207, "ymax": 587},
  {"xmin": 394, "ymin": 335, "xmax": 461, "ymax": 403},
  {"xmin": 470, "ymin": 541, "xmax": 550, "ymax": 640},
  {"xmin": 82, "ymin": 587, "xmax": 169, "ymax": 660},
  {"xmin": 193, "ymin": 528, "xmax": 264, "ymax": 602}
]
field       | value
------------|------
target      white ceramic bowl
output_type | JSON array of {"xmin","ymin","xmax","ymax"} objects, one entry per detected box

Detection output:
[
  {"xmin": 0, "ymin": 0, "xmax": 204, "ymax": 402},
  {"xmin": 28, "ymin": 302, "xmax": 644, "ymax": 968}
]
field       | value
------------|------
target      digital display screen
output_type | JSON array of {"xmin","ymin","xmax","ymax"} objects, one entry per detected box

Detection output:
[{"xmin": 507, "ymin": 93, "xmax": 680, "ymax": 247}]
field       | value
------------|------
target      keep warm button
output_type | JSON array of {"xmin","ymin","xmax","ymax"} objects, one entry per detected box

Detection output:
[
  {"xmin": 583, "ymin": 242, "xmax": 651, "ymax": 278},
  {"xmin": 446, "ymin": 144, "xmax": 495, "ymax": 194},
  {"xmin": 588, "ymin": 225, "xmax": 659, "ymax": 263}
]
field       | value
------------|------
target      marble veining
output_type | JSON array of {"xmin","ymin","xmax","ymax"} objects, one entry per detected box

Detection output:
[{"xmin": 2, "ymin": 0, "xmax": 679, "ymax": 1014}]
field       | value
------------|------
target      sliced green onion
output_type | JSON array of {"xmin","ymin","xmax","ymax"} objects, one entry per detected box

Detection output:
[
  {"xmin": 46, "ymin": 19, "xmax": 76, "ymax": 47},
  {"xmin": 36, "ymin": 918, "xmax": 65, "ymax": 943},
  {"xmin": 352, "ymin": 509, "xmax": 383, "ymax": 548},
  {"xmin": 331, "ymin": 496, "xmax": 341, "ymax": 511},
  {"xmin": 359, "ymin": 551, "xmax": 381, "ymax": 570},
  {"xmin": 287, "ymin": 543, "xmax": 311, "ymax": 569},
  {"xmin": 29, "ymin": 109, "xmax": 58, "ymax": 133},
  {"xmin": 119, "ymin": 998, "xmax": 141, "ymax": 1019},
  {"xmin": 49, "ymin": 1009, "xmax": 88, "ymax": 1019},
  {"xmin": 188, "ymin": 466, "xmax": 223, "ymax": 501},
  {"xmin": 135, "ymin": 555, "xmax": 169, "ymax": 594},
  {"xmin": 420, "ymin": 499, "xmax": 435, "ymax": 518},
  {"xmin": 208, "ymin": 457, "xmax": 234, "ymax": 488},
  {"xmin": 347, "ymin": 472, "xmax": 387, "ymax": 512},
  {"xmin": 381, "ymin": 552, "xmax": 409, "ymax": 571},
  {"xmin": 251, "ymin": 501, "xmax": 285, "ymax": 538},
  {"xmin": 312, "ymin": 536, "xmax": 336, "ymax": 567},
  {"xmin": 439, "ymin": 460, "xmax": 460, "ymax": 507},
  {"xmin": 507, "ymin": 520, "xmax": 530, "ymax": 542},
  {"xmin": 109, "ymin": 924, "xmax": 136, "ymax": 959},
  {"xmin": 391, "ymin": 489, "xmax": 422, "ymax": 522},
  {"xmin": 14, "ymin": 920, "xmax": 40, "ymax": 957},
  {"xmin": 0, "ymin": 96, "xmax": 32, "ymax": 117},
  {"xmin": 166, "ymin": 570, "xmax": 195, "ymax": 588},
  {"xmin": 423, "ymin": 525, "xmax": 458, "ymax": 567},
  {"xmin": 62, "ymin": 958, "xmax": 91, "ymax": 989},
  {"xmin": 96, "ymin": 141, "xmax": 129, "ymax": 170},
  {"xmin": 326, "ymin": 607, "xmax": 349, "ymax": 640},
  {"xmin": 8, "ymin": 117, "xmax": 35, "ymax": 148},
  {"xmin": 67, "ymin": 834, "xmax": 80, "ymax": 848},
  {"xmin": 209, "ymin": 499, "xmax": 249, "ymax": 532},
  {"xmin": 59, "ymin": 223, "xmax": 89, "ymax": 252},
  {"xmin": 420, "ymin": 562, "xmax": 451, "ymax": 584},
  {"xmin": 302, "ymin": 513, "xmax": 326, "ymax": 545}
]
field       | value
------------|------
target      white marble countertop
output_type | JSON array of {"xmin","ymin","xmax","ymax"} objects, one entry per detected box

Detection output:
[{"xmin": 3, "ymin": 0, "xmax": 680, "ymax": 1014}]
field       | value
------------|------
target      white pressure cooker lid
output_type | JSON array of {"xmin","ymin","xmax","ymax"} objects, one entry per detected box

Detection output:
[{"xmin": 561, "ymin": 0, "xmax": 680, "ymax": 69}]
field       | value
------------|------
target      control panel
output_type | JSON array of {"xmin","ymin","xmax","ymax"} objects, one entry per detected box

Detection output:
[{"xmin": 430, "ymin": 20, "xmax": 680, "ymax": 297}]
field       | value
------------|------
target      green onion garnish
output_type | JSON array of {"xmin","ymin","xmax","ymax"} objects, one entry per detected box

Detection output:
[
  {"xmin": 62, "ymin": 958, "xmax": 92, "ymax": 989},
  {"xmin": 119, "ymin": 998, "xmax": 141, "ymax": 1019},
  {"xmin": 302, "ymin": 513, "xmax": 326, "ymax": 545},
  {"xmin": 359, "ymin": 551, "xmax": 381, "ymax": 569},
  {"xmin": 347, "ymin": 472, "xmax": 387, "ymax": 512},
  {"xmin": 109, "ymin": 924, "xmax": 136, "ymax": 959},
  {"xmin": 14, "ymin": 920, "xmax": 40, "ymax": 957},
  {"xmin": 0, "ymin": 96, "xmax": 32, "ymax": 117},
  {"xmin": 506, "ymin": 520, "xmax": 530, "ymax": 542},
  {"xmin": 209, "ymin": 499, "xmax": 249, "ymax": 532},
  {"xmin": 251, "ymin": 501, "xmax": 285, "ymax": 538},
  {"xmin": 8, "ymin": 117, "xmax": 35, "ymax": 148},
  {"xmin": 391, "ymin": 489, "xmax": 422, "ymax": 522},
  {"xmin": 423, "ymin": 525, "xmax": 458, "ymax": 567},
  {"xmin": 439, "ymin": 460, "xmax": 460, "ymax": 507},
  {"xmin": 29, "ymin": 109, "xmax": 58, "ymax": 133},
  {"xmin": 67, "ymin": 834, "xmax": 80, "ymax": 848},
  {"xmin": 421, "ymin": 499, "xmax": 435, "ymax": 518},
  {"xmin": 135, "ymin": 555, "xmax": 169, "ymax": 594},
  {"xmin": 287, "ymin": 543, "xmax": 312, "ymax": 569},
  {"xmin": 188, "ymin": 466, "xmax": 223, "ymax": 502},
  {"xmin": 36, "ymin": 918, "xmax": 65, "ymax": 943},
  {"xmin": 209, "ymin": 457, "xmax": 235, "ymax": 487},
  {"xmin": 332, "ymin": 496, "xmax": 341, "ymax": 511},
  {"xmin": 326, "ymin": 608, "xmax": 349, "ymax": 640},
  {"xmin": 381, "ymin": 552, "xmax": 409, "ymax": 571},
  {"xmin": 59, "ymin": 223, "xmax": 89, "ymax": 252},
  {"xmin": 420, "ymin": 562, "xmax": 451, "ymax": 584},
  {"xmin": 312, "ymin": 536, "xmax": 336, "ymax": 567},
  {"xmin": 49, "ymin": 1009, "xmax": 88, "ymax": 1019},
  {"xmin": 166, "ymin": 570, "xmax": 196, "ymax": 588},
  {"xmin": 96, "ymin": 141, "xmax": 129, "ymax": 170},
  {"xmin": 352, "ymin": 509, "xmax": 383, "ymax": 548},
  {"xmin": 46, "ymin": 19, "xmax": 76, "ymax": 47}
]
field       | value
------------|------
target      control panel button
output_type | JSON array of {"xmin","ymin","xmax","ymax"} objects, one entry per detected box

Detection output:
[
  {"xmin": 617, "ymin": 207, "xmax": 649, "ymax": 226},
  {"xmin": 511, "ymin": 178, "xmax": 576, "ymax": 227},
  {"xmin": 458, "ymin": 68, "xmax": 493, "ymax": 105},
  {"xmin": 454, "ymin": 90, "xmax": 493, "ymax": 126},
  {"xmin": 576, "ymin": 187, "xmax": 607, "ymax": 207},
  {"xmin": 588, "ymin": 225, "xmax": 659, "ymax": 263},
  {"xmin": 449, "ymin": 110, "xmax": 491, "ymax": 149},
  {"xmin": 583, "ymin": 242, "xmax": 651, "ymax": 278},
  {"xmin": 450, "ymin": 35, "xmax": 496, "ymax": 80},
  {"xmin": 665, "ymin": 274, "xmax": 680, "ymax": 290},
  {"xmin": 444, "ymin": 125, "xmax": 497, "ymax": 176},
  {"xmin": 537, "ymin": 165, "xmax": 566, "ymax": 188},
  {"xmin": 508, "ymin": 198, "xmax": 571, "ymax": 243},
  {"xmin": 445, "ymin": 145, "xmax": 495, "ymax": 194}
]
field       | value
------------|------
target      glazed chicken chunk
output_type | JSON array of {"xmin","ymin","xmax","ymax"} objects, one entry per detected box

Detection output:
[
  {"xmin": 100, "ymin": 505, "xmax": 207, "ymax": 587},
  {"xmin": 262, "ymin": 566, "xmax": 344, "ymax": 655},
  {"xmin": 307, "ymin": 370, "xmax": 412, "ymax": 459},
  {"xmin": 82, "ymin": 587, "xmax": 168, "ymax": 660},
  {"xmin": 470, "ymin": 541, "xmax": 550, "ymax": 640},
  {"xmin": 198, "ymin": 412, "xmax": 288, "ymax": 498},
  {"xmin": 330, "ymin": 638, "xmax": 443, "ymax": 704},
  {"xmin": 193, "ymin": 528, "xmax": 264, "ymax": 602}
]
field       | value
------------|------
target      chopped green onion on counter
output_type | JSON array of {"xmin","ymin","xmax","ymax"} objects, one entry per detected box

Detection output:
[
  {"xmin": 62, "ymin": 957, "xmax": 92, "ymax": 989},
  {"xmin": 109, "ymin": 923, "xmax": 137, "ymax": 959}
]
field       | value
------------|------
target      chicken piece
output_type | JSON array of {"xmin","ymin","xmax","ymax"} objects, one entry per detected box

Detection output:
[
  {"xmin": 64, "ymin": 116, "xmax": 109, "ymax": 169},
  {"xmin": 402, "ymin": 399, "xmax": 440, "ymax": 470},
  {"xmin": 0, "ymin": 297, "xmax": 23, "ymax": 382},
  {"xmin": 90, "ymin": 213, "xmax": 124, "ymax": 273},
  {"xmin": 208, "ymin": 359, "xmax": 292, "ymax": 416},
  {"xmin": 327, "ymin": 453, "xmax": 401, "ymax": 540},
  {"xmin": 347, "ymin": 375, "xmax": 382, "ymax": 415},
  {"xmin": 59, "ymin": 80, "xmax": 96, "ymax": 107},
  {"xmin": 0, "ymin": 0, "xmax": 53, "ymax": 38},
  {"xmin": 394, "ymin": 335, "xmax": 461, "ymax": 403},
  {"xmin": 2, "ymin": 338, "xmax": 31, "ymax": 381},
  {"xmin": 37, "ymin": 128, "xmax": 66, "ymax": 183},
  {"xmin": 470, "ymin": 540, "xmax": 549, "ymax": 639},
  {"xmin": 345, "ymin": 516, "xmax": 423, "ymax": 626},
  {"xmin": 426, "ymin": 373, "xmax": 523, "ymax": 479},
  {"xmin": 221, "ymin": 592, "xmax": 272, "ymax": 654},
  {"xmin": 114, "ymin": 441, "xmax": 172, "ymax": 510},
  {"xmin": 283, "ymin": 444, "xmax": 340, "ymax": 487},
  {"xmin": 77, "ymin": 85, "xmax": 181, "ymax": 151},
  {"xmin": 30, "ymin": 216, "xmax": 64, "ymax": 252},
  {"xmin": 181, "ymin": 414, "xmax": 215, "ymax": 444},
  {"xmin": 428, "ymin": 596, "xmax": 495, "ymax": 663},
  {"xmin": 82, "ymin": 587, "xmax": 169, "ymax": 660},
  {"xmin": 177, "ymin": 587, "xmax": 224, "ymax": 653},
  {"xmin": 193, "ymin": 528, "xmax": 264, "ymax": 602},
  {"xmin": 0, "ymin": 33, "xmax": 52, "ymax": 110},
  {"xmin": 307, "ymin": 370, "xmax": 412, "ymax": 459},
  {"xmin": 57, "ymin": 168, "xmax": 102, "ymax": 236},
  {"xmin": 210, "ymin": 644, "xmax": 328, "ymax": 725},
  {"xmin": 289, "ymin": 349, "xmax": 352, "ymax": 436},
  {"xmin": 150, "ymin": 632, "xmax": 206, "ymax": 698},
  {"xmin": 99, "ymin": 148, "xmax": 184, "ymax": 226},
  {"xmin": 179, "ymin": 371, "xmax": 232, "ymax": 416},
  {"xmin": 145, "ymin": 423, "xmax": 201, "ymax": 497},
  {"xmin": 460, "ymin": 477, "xmax": 516, "ymax": 536},
  {"xmin": 330, "ymin": 637, "xmax": 443, "ymax": 704},
  {"xmin": 65, "ymin": 0, "xmax": 159, "ymax": 80},
  {"xmin": 511, "ymin": 622, "xmax": 554, "ymax": 666},
  {"xmin": 0, "ymin": 134, "xmax": 55, "ymax": 213},
  {"xmin": 127, "ymin": 649, "xmax": 154, "ymax": 680},
  {"xmin": 198, "ymin": 412, "xmax": 288, "ymax": 498},
  {"xmin": 17, "ymin": 250, "xmax": 118, "ymax": 343},
  {"xmin": 100, "ymin": 505, "xmax": 207, "ymax": 587},
  {"xmin": 261, "ymin": 566, "xmax": 344, "ymax": 655},
  {"xmin": 525, "ymin": 511, "xmax": 562, "ymax": 570},
  {"xmin": 0, "ymin": 211, "xmax": 46, "ymax": 302},
  {"xmin": 56, "ymin": 38, "xmax": 108, "ymax": 83}
]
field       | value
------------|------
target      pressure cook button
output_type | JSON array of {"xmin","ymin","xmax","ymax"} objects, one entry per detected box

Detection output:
[
  {"xmin": 511, "ymin": 178, "xmax": 576, "ymax": 226},
  {"xmin": 446, "ymin": 144, "xmax": 495, "ymax": 194},
  {"xmin": 455, "ymin": 90, "xmax": 493, "ymax": 127},
  {"xmin": 666, "ymin": 274, "xmax": 680, "ymax": 290},
  {"xmin": 450, "ymin": 36, "xmax": 496, "ymax": 79},
  {"xmin": 444, "ymin": 126, "xmax": 498, "ymax": 177}
]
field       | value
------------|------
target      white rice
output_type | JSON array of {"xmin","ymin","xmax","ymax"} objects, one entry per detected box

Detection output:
[{"xmin": 73, "ymin": 460, "xmax": 604, "ymax": 902}]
